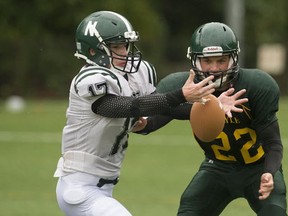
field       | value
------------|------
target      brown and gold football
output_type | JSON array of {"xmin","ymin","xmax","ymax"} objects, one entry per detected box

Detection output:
[{"xmin": 190, "ymin": 94, "xmax": 225, "ymax": 142}]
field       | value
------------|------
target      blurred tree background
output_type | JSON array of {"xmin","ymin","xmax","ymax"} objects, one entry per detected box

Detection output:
[{"xmin": 0, "ymin": 0, "xmax": 287, "ymax": 98}]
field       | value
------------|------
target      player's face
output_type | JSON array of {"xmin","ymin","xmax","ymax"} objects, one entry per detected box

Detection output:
[
  {"xmin": 110, "ymin": 43, "xmax": 128, "ymax": 68},
  {"xmin": 199, "ymin": 55, "xmax": 230, "ymax": 73}
]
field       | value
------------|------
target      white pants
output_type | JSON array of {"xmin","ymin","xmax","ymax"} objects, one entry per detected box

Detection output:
[{"xmin": 56, "ymin": 172, "xmax": 132, "ymax": 216}]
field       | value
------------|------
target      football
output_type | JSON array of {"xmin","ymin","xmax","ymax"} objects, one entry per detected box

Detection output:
[{"xmin": 190, "ymin": 94, "xmax": 225, "ymax": 142}]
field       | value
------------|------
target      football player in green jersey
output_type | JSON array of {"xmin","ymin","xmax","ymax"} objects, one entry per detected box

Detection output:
[{"xmin": 139, "ymin": 22, "xmax": 287, "ymax": 216}]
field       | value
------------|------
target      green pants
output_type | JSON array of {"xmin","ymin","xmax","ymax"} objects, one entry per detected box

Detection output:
[{"xmin": 178, "ymin": 158, "xmax": 287, "ymax": 216}]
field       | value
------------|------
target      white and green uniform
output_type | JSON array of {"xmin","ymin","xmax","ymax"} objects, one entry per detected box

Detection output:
[
  {"xmin": 55, "ymin": 61, "xmax": 156, "ymax": 179},
  {"xmin": 54, "ymin": 61, "xmax": 157, "ymax": 216}
]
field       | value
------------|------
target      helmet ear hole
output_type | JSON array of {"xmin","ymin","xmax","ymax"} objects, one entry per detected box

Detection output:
[{"xmin": 89, "ymin": 49, "xmax": 96, "ymax": 56}]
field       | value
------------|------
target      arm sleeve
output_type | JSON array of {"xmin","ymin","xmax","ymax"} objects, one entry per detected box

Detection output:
[
  {"xmin": 134, "ymin": 115, "xmax": 174, "ymax": 135},
  {"xmin": 163, "ymin": 103, "xmax": 192, "ymax": 120},
  {"xmin": 91, "ymin": 89, "xmax": 186, "ymax": 118},
  {"xmin": 258, "ymin": 120, "xmax": 283, "ymax": 175},
  {"xmin": 134, "ymin": 103, "xmax": 192, "ymax": 135}
]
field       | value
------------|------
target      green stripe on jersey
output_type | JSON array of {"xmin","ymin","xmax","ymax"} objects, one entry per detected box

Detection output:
[
  {"xmin": 143, "ymin": 61, "xmax": 157, "ymax": 86},
  {"xmin": 74, "ymin": 66, "xmax": 122, "ymax": 93}
]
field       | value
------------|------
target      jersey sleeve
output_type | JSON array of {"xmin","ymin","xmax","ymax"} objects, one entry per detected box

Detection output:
[
  {"xmin": 246, "ymin": 70, "xmax": 280, "ymax": 132},
  {"xmin": 73, "ymin": 66, "xmax": 122, "ymax": 99},
  {"xmin": 142, "ymin": 61, "xmax": 157, "ymax": 88},
  {"xmin": 157, "ymin": 71, "xmax": 190, "ymax": 93}
]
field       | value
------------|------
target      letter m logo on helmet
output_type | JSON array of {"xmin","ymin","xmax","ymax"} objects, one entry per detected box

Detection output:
[{"xmin": 84, "ymin": 21, "xmax": 98, "ymax": 36}]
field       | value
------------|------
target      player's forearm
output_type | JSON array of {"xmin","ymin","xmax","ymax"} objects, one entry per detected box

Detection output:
[
  {"xmin": 264, "ymin": 146, "xmax": 283, "ymax": 175},
  {"xmin": 259, "ymin": 121, "xmax": 283, "ymax": 175},
  {"xmin": 134, "ymin": 115, "xmax": 173, "ymax": 135},
  {"xmin": 134, "ymin": 103, "xmax": 191, "ymax": 134},
  {"xmin": 165, "ymin": 103, "xmax": 192, "ymax": 120},
  {"xmin": 91, "ymin": 90, "xmax": 186, "ymax": 118}
]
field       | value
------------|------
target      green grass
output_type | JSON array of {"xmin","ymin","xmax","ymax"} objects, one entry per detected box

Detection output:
[{"xmin": 0, "ymin": 97, "xmax": 287, "ymax": 216}]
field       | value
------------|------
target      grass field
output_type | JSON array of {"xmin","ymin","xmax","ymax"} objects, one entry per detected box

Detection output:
[{"xmin": 0, "ymin": 97, "xmax": 287, "ymax": 216}]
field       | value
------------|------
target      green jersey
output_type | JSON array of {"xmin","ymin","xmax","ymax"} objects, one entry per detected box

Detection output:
[{"xmin": 157, "ymin": 69, "xmax": 280, "ymax": 165}]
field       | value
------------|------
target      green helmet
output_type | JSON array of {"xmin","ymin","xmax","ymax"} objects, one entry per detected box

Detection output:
[
  {"xmin": 75, "ymin": 11, "xmax": 142, "ymax": 73},
  {"xmin": 187, "ymin": 22, "xmax": 240, "ymax": 90}
]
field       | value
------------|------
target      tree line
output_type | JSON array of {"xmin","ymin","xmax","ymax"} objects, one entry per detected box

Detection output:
[{"xmin": 0, "ymin": 0, "xmax": 287, "ymax": 98}]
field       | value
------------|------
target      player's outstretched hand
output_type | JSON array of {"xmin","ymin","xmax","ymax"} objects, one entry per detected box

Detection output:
[
  {"xmin": 218, "ymin": 88, "xmax": 248, "ymax": 118},
  {"xmin": 259, "ymin": 173, "xmax": 274, "ymax": 200},
  {"xmin": 182, "ymin": 70, "xmax": 215, "ymax": 103}
]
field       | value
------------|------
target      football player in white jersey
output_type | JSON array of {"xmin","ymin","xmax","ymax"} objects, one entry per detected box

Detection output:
[{"xmin": 54, "ymin": 11, "xmax": 246, "ymax": 216}]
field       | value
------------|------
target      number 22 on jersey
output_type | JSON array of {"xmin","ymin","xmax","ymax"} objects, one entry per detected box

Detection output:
[{"xmin": 211, "ymin": 128, "xmax": 264, "ymax": 164}]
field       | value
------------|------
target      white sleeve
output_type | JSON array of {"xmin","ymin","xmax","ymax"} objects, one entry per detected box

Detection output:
[{"xmin": 74, "ymin": 67, "xmax": 122, "ymax": 98}]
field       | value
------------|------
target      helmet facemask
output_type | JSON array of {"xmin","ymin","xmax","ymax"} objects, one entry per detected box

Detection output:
[
  {"xmin": 189, "ymin": 50, "xmax": 239, "ymax": 90},
  {"xmin": 104, "ymin": 31, "xmax": 142, "ymax": 73}
]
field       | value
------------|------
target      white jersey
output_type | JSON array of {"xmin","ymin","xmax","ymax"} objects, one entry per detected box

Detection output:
[{"xmin": 54, "ymin": 61, "xmax": 157, "ymax": 178}]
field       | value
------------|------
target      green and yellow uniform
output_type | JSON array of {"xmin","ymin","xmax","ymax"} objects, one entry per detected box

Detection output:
[{"xmin": 156, "ymin": 69, "xmax": 287, "ymax": 216}]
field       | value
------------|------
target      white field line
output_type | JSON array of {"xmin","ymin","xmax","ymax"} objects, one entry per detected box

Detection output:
[
  {"xmin": 0, "ymin": 131, "xmax": 195, "ymax": 145},
  {"xmin": 0, "ymin": 131, "xmax": 287, "ymax": 146}
]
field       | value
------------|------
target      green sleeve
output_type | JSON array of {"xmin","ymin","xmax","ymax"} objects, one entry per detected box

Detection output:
[
  {"xmin": 236, "ymin": 69, "xmax": 279, "ymax": 132},
  {"xmin": 156, "ymin": 71, "xmax": 190, "ymax": 93}
]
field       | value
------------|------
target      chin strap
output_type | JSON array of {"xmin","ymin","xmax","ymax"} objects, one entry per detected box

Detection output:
[
  {"xmin": 74, "ymin": 52, "xmax": 97, "ymax": 66},
  {"xmin": 74, "ymin": 51, "xmax": 111, "ymax": 68}
]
